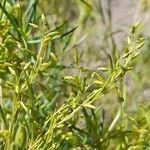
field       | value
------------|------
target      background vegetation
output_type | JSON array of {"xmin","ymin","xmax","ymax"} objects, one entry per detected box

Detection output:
[{"xmin": 0, "ymin": 0, "xmax": 150, "ymax": 149}]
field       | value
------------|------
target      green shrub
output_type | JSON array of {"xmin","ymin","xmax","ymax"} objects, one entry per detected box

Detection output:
[{"xmin": 0, "ymin": 1, "xmax": 149, "ymax": 150}]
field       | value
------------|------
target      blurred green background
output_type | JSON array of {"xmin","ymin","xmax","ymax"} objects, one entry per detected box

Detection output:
[{"xmin": 36, "ymin": 0, "xmax": 150, "ymax": 109}]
